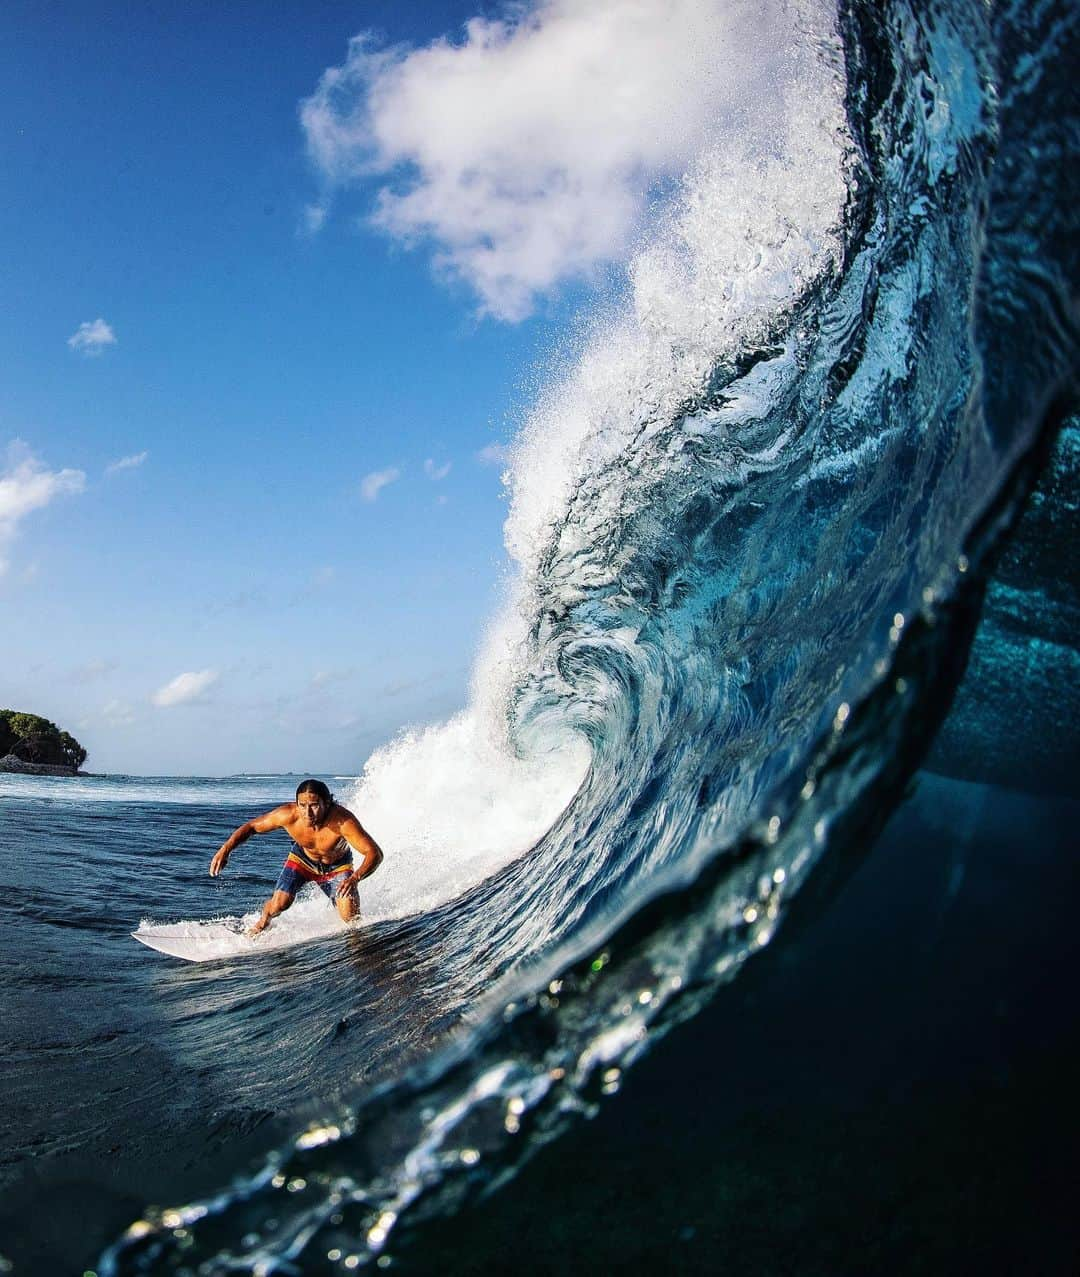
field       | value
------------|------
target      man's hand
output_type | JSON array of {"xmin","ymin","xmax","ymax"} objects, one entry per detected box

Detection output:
[
  {"xmin": 209, "ymin": 846, "xmax": 231, "ymax": 877},
  {"xmin": 336, "ymin": 871, "xmax": 360, "ymax": 897}
]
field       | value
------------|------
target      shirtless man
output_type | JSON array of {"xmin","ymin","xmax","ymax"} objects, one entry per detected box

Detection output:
[{"xmin": 209, "ymin": 778, "xmax": 383, "ymax": 934}]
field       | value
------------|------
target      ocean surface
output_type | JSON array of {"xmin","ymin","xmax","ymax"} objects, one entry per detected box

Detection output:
[{"xmin": 2, "ymin": 0, "xmax": 1077, "ymax": 1272}]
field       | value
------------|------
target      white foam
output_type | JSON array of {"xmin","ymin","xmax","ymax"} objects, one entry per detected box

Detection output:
[
  {"xmin": 0, "ymin": 772, "xmax": 296, "ymax": 806},
  {"xmin": 505, "ymin": 2, "xmax": 850, "ymax": 574},
  {"xmin": 347, "ymin": 707, "xmax": 590, "ymax": 924}
]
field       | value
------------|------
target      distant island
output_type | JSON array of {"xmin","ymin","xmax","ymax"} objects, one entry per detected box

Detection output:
[{"xmin": 0, "ymin": 710, "xmax": 88, "ymax": 776}]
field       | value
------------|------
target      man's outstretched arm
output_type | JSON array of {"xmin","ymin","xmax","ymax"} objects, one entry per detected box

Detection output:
[{"xmin": 209, "ymin": 805, "xmax": 291, "ymax": 876}]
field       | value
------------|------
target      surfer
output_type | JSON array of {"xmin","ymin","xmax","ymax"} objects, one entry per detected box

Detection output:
[{"xmin": 209, "ymin": 778, "xmax": 383, "ymax": 935}]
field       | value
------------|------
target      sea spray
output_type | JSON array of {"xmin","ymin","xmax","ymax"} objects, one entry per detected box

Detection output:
[{"xmin": 348, "ymin": 708, "xmax": 590, "ymax": 924}]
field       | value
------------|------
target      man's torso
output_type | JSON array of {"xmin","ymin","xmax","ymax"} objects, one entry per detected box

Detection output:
[{"xmin": 282, "ymin": 804, "xmax": 353, "ymax": 864}]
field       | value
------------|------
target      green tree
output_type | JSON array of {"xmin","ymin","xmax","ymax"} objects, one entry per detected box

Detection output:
[
  {"xmin": 0, "ymin": 710, "xmax": 87, "ymax": 770},
  {"xmin": 58, "ymin": 731, "xmax": 88, "ymax": 769}
]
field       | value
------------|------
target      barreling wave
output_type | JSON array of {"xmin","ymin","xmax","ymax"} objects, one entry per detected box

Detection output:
[{"xmin": 103, "ymin": 0, "xmax": 1078, "ymax": 1270}]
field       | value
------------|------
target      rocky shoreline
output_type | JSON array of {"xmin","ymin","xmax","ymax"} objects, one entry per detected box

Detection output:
[{"xmin": 0, "ymin": 754, "xmax": 81, "ymax": 777}]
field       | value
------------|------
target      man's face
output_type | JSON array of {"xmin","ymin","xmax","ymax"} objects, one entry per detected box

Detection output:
[{"xmin": 297, "ymin": 794, "xmax": 327, "ymax": 827}]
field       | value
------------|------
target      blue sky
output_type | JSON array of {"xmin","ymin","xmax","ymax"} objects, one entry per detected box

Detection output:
[
  {"xmin": 1, "ymin": 1, "xmax": 547, "ymax": 774},
  {"xmin": 1, "ymin": 0, "xmax": 757, "ymax": 774}
]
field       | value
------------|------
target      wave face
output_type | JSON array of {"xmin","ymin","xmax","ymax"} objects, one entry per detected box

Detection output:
[{"xmin": 104, "ymin": 0, "xmax": 1077, "ymax": 1271}]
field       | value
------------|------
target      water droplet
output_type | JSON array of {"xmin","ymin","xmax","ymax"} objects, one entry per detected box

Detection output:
[{"xmin": 297, "ymin": 1124, "xmax": 341, "ymax": 1150}]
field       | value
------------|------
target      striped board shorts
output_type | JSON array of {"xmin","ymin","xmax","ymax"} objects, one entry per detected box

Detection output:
[{"xmin": 274, "ymin": 844, "xmax": 353, "ymax": 899}]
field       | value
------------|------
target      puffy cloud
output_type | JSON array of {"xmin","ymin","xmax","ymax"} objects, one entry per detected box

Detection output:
[
  {"xmin": 152, "ymin": 669, "xmax": 219, "ymax": 708},
  {"xmin": 102, "ymin": 699, "xmax": 136, "ymax": 726},
  {"xmin": 476, "ymin": 442, "xmax": 511, "ymax": 467},
  {"xmin": 67, "ymin": 318, "xmax": 117, "ymax": 355},
  {"xmin": 359, "ymin": 466, "xmax": 401, "ymax": 501},
  {"xmin": 300, "ymin": 0, "xmax": 780, "ymax": 320},
  {"xmin": 302, "ymin": 202, "xmax": 329, "ymax": 234},
  {"xmin": 0, "ymin": 441, "xmax": 86, "ymax": 575},
  {"xmin": 105, "ymin": 450, "xmax": 149, "ymax": 475},
  {"xmin": 310, "ymin": 668, "xmax": 354, "ymax": 689},
  {"xmin": 424, "ymin": 458, "xmax": 451, "ymax": 480}
]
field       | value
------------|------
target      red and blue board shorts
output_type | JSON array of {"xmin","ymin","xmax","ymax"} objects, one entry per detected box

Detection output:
[{"xmin": 274, "ymin": 844, "xmax": 354, "ymax": 900}]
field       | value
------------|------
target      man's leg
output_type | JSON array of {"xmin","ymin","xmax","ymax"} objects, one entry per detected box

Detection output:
[
  {"xmin": 249, "ymin": 889, "xmax": 295, "ymax": 935},
  {"xmin": 334, "ymin": 882, "xmax": 359, "ymax": 924}
]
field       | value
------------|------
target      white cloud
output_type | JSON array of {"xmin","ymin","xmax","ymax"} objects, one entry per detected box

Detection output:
[
  {"xmin": 102, "ymin": 698, "xmax": 136, "ymax": 726},
  {"xmin": 0, "ymin": 441, "xmax": 86, "ymax": 575},
  {"xmin": 70, "ymin": 659, "xmax": 117, "ymax": 684},
  {"xmin": 476, "ymin": 442, "xmax": 511, "ymax": 467},
  {"xmin": 424, "ymin": 458, "xmax": 451, "ymax": 480},
  {"xmin": 359, "ymin": 466, "xmax": 401, "ymax": 501},
  {"xmin": 310, "ymin": 668, "xmax": 354, "ymax": 689},
  {"xmin": 300, "ymin": 0, "xmax": 776, "ymax": 320},
  {"xmin": 302, "ymin": 202, "xmax": 329, "ymax": 234},
  {"xmin": 68, "ymin": 318, "xmax": 117, "ymax": 355},
  {"xmin": 105, "ymin": 450, "xmax": 149, "ymax": 476},
  {"xmin": 152, "ymin": 669, "xmax": 219, "ymax": 708}
]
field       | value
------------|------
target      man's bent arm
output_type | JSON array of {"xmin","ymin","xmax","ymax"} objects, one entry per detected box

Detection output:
[{"xmin": 337, "ymin": 817, "xmax": 384, "ymax": 891}]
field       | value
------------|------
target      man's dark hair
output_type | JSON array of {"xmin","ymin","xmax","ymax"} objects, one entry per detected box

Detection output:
[{"xmin": 296, "ymin": 778, "xmax": 333, "ymax": 804}]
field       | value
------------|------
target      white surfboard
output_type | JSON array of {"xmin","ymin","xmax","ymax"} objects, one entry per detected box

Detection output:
[
  {"xmin": 132, "ymin": 900, "xmax": 353, "ymax": 962},
  {"xmin": 131, "ymin": 921, "xmax": 255, "ymax": 963}
]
